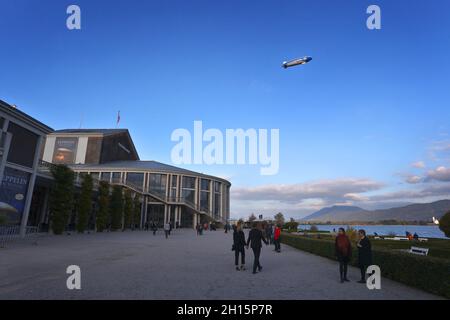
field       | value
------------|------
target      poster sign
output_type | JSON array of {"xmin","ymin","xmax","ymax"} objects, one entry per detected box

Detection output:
[
  {"xmin": 53, "ymin": 137, "xmax": 78, "ymax": 164},
  {"xmin": 0, "ymin": 167, "xmax": 30, "ymax": 224}
]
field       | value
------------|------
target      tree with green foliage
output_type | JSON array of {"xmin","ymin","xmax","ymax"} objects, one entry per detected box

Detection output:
[
  {"xmin": 96, "ymin": 181, "xmax": 110, "ymax": 232},
  {"xmin": 76, "ymin": 174, "xmax": 93, "ymax": 233},
  {"xmin": 0, "ymin": 214, "xmax": 7, "ymax": 225},
  {"xmin": 49, "ymin": 165, "xmax": 75, "ymax": 235},
  {"xmin": 284, "ymin": 220, "xmax": 299, "ymax": 232},
  {"xmin": 110, "ymin": 185, "xmax": 123, "ymax": 231},
  {"xmin": 439, "ymin": 210, "xmax": 450, "ymax": 238},
  {"xmin": 274, "ymin": 212, "xmax": 285, "ymax": 226},
  {"xmin": 132, "ymin": 195, "xmax": 141, "ymax": 229},
  {"xmin": 123, "ymin": 189, "xmax": 133, "ymax": 230}
]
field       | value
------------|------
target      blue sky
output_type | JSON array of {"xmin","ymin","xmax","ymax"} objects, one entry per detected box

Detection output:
[{"xmin": 1, "ymin": 0, "xmax": 450, "ymax": 218}]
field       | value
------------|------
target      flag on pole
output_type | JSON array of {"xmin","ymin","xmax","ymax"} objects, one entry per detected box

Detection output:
[{"xmin": 116, "ymin": 110, "xmax": 121, "ymax": 127}]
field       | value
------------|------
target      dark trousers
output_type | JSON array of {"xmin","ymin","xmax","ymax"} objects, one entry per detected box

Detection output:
[
  {"xmin": 338, "ymin": 257, "xmax": 349, "ymax": 279},
  {"xmin": 274, "ymin": 239, "xmax": 281, "ymax": 251},
  {"xmin": 165, "ymin": 230, "xmax": 169, "ymax": 238},
  {"xmin": 359, "ymin": 264, "xmax": 369, "ymax": 280},
  {"xmin": 252, "ymin": 246, "xmax": 262, "ymax": 272},
  {"xmin": 234, "ymin": 247, "xmax": 245, "ymax": 266}
]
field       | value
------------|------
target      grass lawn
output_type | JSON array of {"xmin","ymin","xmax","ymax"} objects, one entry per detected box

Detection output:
[{"xmin": 288, "ymin": 232, "xmax": 450, "ymax": 260}]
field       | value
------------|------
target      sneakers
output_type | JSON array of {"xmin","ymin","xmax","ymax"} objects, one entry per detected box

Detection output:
[
  {"xmin": 344, "ymin": 278, "xmax": 350, "ymax": 282},
  {"xmin": 236, "ymin": 266, "xmax": 240, "ymax": 271},
  {"xmin": 240, "ymin": 265, "xmax": 246, "ymax": 271},
  {"xmin": 357, "ymin": 279, "xmax": 366, "ymax": 284}
]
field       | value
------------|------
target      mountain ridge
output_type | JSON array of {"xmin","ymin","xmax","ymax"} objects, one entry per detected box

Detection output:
[{"xmin": 302, "ymin": 199, "xmax": 450, "ymax": 222}]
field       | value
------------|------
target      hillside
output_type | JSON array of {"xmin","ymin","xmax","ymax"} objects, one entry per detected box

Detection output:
[{"xmin": 302, "ymin": 199, "xmax": 450, "ymax": 222}]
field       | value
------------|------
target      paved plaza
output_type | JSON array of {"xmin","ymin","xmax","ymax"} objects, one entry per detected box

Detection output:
[{"xmin": 0, "ymin": 229, "xmax": 442, "ymax": 300}]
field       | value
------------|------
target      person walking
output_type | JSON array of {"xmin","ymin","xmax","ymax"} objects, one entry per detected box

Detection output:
[
  {"xmin": 164, "ymin": 222, "xmax": 170, "ymax": 239},
  {"xmin": 265, "ymin": 224, "xmax": 273, "ymax": 245},
  {"xmin": 151, "ymin": 221, "xmax": 157, "ymax": 235},
  {"xmin": 357, "ymin": 229, "xmax": 372, "ymax": 283},
  {"xmin": 335, "ymin": 228, "xmax": 352, "ymax": 283},
  {"xmin": 273, "ymin": 224, "xmax": 281, "ymax": 252},
  {"xmin": 232, "ymin": 224, "xmax": 246, "ymax": 271},
  {"xmin": 246, "ymin": 222, "xmax": 268, "ymax": 274}
]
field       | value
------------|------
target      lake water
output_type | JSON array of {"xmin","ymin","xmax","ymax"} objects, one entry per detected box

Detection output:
[{"xmin": 298, "ymin": 224, "xmax": 449, "ymax": 239}]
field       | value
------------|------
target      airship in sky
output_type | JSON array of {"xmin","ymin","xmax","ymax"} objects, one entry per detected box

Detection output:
[{"xmin": 282, "ymin": 56, "xmax": 312, "ymax": 69}]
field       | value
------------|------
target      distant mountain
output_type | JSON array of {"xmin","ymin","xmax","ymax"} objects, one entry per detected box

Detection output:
[{"xmin": 302, "ymin": 200, "xmax": 450, "ymax": 222}]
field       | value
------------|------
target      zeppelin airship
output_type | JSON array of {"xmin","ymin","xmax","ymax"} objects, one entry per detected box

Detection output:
[{"xmin": 282, "ymin": 56, "xmax": 312, "ymax": 68}]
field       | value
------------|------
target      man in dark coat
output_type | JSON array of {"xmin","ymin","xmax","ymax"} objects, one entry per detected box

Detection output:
[
  {"xmin": 232, "ymin": 224, "xmax": 246, "ymax": 270},
  {"xmin": 246, "ymin": 222, "xmax": 268, "ymax": 274},
  {"xmin": 357, "ymin": 229, "xmax": 372, "ymax": 283}
]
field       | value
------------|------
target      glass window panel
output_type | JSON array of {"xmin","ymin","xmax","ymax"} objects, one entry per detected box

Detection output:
[
  {"xmin": 127, "ymin": 172, "xmax": 144, "ymax": 188},
  {"xmin": 182, "ymin": 176, "xmax": 196, "ymax": 189}
]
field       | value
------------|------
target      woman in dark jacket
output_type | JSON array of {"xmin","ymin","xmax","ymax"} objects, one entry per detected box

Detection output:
[
  {"xmin": 233, "ymin": 224, "xmax": 246, "ymax": 271},
  {"xmin": 335, "ymin": 228, "xmax": 352, "ymax": 283},
  {"xmin": 357, "ymin": 229, "xmax": 372, "ymax": 283}
]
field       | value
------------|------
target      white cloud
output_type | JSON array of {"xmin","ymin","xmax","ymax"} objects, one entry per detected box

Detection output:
[
  {"xmin": 411, "ymin": 161, "xmax": 425, "ymax": 169},
  {"xmin": 405, "ymin": 175, "xmax": 422, "ymax": 184},
  {"xmin": 426, "ymin": 166, "xmax": 450, "ymax": 182},
  {"xmin": 231, "ymin": 178, "xmax": 384, "ymax": 203}
]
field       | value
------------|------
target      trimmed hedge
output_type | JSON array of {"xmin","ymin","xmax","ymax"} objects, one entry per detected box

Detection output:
[{"xmin": 281, "ymin": 233, "xmax": 450, "ymax": 299}]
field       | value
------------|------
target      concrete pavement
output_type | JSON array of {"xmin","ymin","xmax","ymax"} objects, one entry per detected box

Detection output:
[{"xmin": 0, "ymin": 229, "xmax": 442, "ymax": 299}]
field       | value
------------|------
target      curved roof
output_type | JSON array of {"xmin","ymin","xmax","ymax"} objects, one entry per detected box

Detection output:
[{"xmin": 70, "ymin": 160, "xmax": 231, "ymax": 185}]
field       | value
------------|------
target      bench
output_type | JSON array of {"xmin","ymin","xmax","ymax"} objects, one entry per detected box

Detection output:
[{"xmin": 409, "ymin": 246, "xmax": 429, "ymax": 256}]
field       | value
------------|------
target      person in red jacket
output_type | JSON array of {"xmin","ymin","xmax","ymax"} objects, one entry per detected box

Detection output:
[
  {"xmin": 274, "ymin": 225, "xmax": 281, "ymax": 252},
  {"xmin": 335, "ymin": 228, "xmax": 352, "ymax": 283}
]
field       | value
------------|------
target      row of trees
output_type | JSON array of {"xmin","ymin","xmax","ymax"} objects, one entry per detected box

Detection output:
[{"xmin": 49, "ymin": 165, "xmax": 141, "ymax": 235}]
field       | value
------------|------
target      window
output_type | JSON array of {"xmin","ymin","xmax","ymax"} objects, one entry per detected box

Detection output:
[
  {"xmin": 112, "ymin": 172, "xmax": 121, "ymax": 183},
  {"xmin": 100, "ymin": 172, "xmax": 111, "ymax": 182},
  {"xmin": 126, "ymin": 172, "xmax": 144, "ymax": 188},
  {"xmin": 182, "ymin": 176, "xmax": 196, "ymax": 204},
  {"xmin": 213, "ymin": 182, "xmax": 222, "ymax": 218},
  {"xmin": 149, "ymin": 173, "xmax": 167, "ymax": 197},
  {"xmin": 170, "ymin": 175, "xmax": 177, "ymax": 199},
  {"xmin": 7, "ymin": 122, "xmax": 39, "ymax": 168}
]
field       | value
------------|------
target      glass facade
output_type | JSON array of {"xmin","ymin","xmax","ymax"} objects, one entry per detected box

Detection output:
[
  {"xmin": 100, "ymin": 172, "xmax": 111, "ymax": 182},
  {"xmin": 213, "ymin": 181, "xmax": 221, "ymax": 218},
  {"xmin": 7, "ymin": 122, "xmax": 39, "ymax": 168},
  {"xmin": 112, "ymin": 172, "xmax": 121, "ymax": 184},
  {"xmin": 170, "ymin": 175, "xmax": 177, "ymax": 199},
  {"xmin": 149, "ymin": 173, "xmax": 167, "ymax": 197},
  {"xmin": 182, "ymin": 176, "xmax": 196, "ymax": 204},
  {"xmin": 126, "ymin": 172, "xmax": 144, "ymax": 189},
  {"xmin": 200, "ymin": 179, "xmax": 210, "ymax": 212},
  {"xmin": 70, "ymin": 170, "xmax": 229, "ymax": 223}
]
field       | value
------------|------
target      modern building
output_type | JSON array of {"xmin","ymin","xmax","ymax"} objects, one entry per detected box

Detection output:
[
  {"xmin": 0, "ymin": 100, "xmax": 53, "ymax": 236},
  {"xmin": 0, "ymin": 99, "xmax": 231, "ymax": 234}
]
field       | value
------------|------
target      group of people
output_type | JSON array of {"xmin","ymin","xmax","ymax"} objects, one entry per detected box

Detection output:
[
  {"xmin": 196, "ymin": 222, "xmax": 217, "ymax": 235},
  {"xmin": 231, "ymin": 222, "xmax": 282, "ymax": 274},
  {"xmin": 230, "ymin": 223, "xmax": 373, "ymax": 282},
  {"xmin": 335, "ymin": 228, "xmax": 372, "ymax": 283},
  {"xmin": 144, "ymin": 221, "xmax": 178, "ymax": 238}
]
